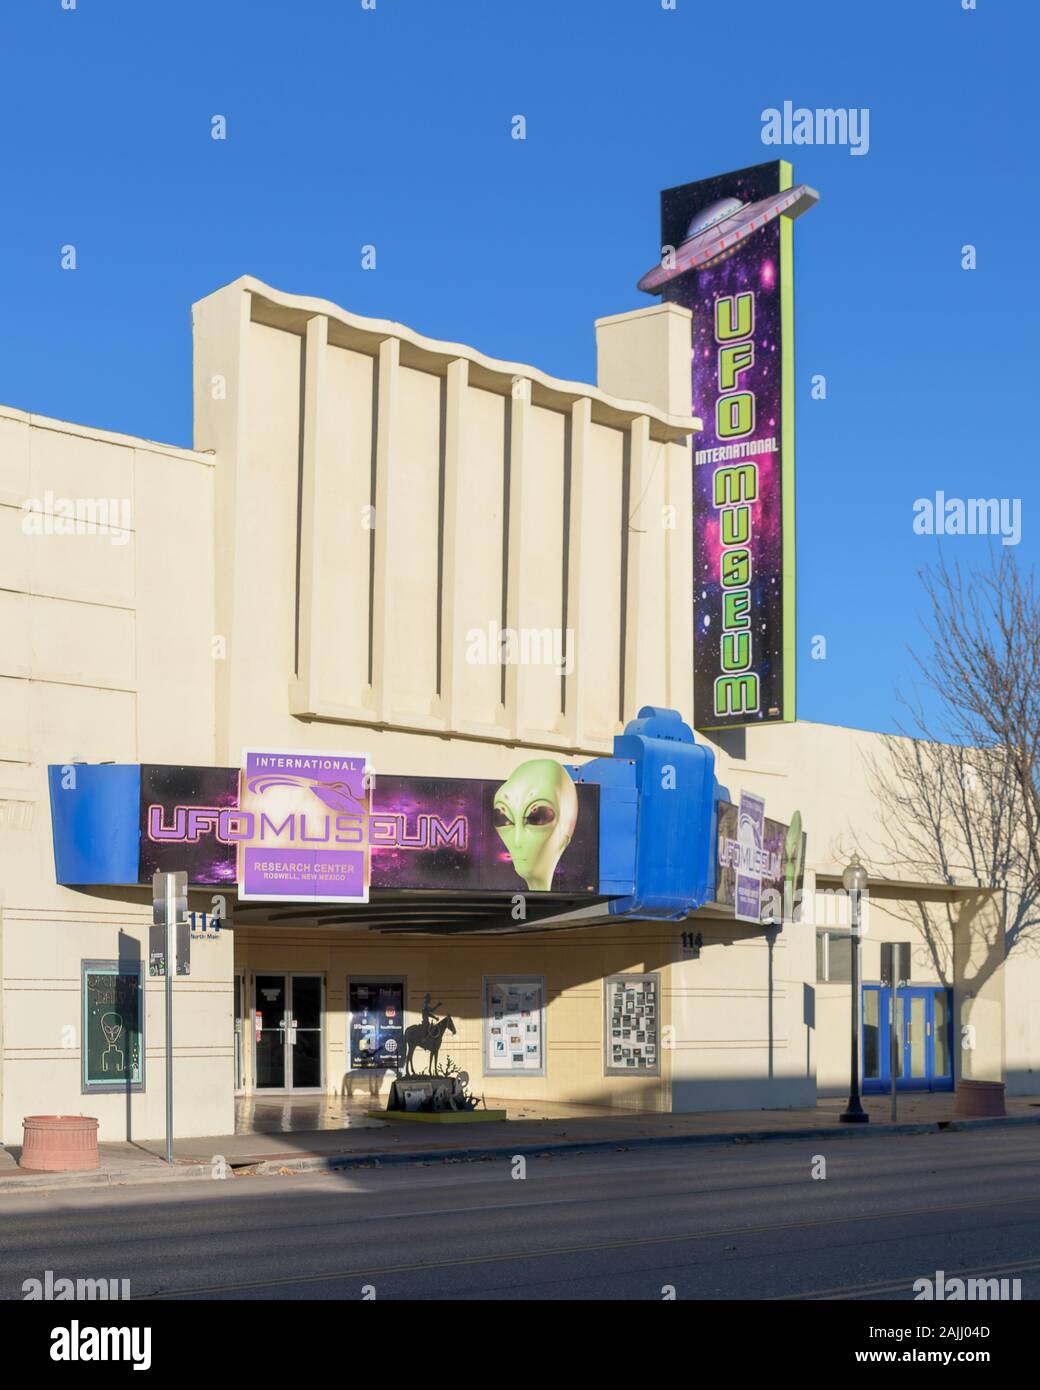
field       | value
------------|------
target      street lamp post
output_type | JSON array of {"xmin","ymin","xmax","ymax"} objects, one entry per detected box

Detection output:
[{"xmin": 840, "ymin": 855, "xmax": 870, "ymax": 1124}]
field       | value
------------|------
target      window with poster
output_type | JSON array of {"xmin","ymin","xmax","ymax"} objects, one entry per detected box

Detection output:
[
  {"xmin": 347, "ymin": 978, "xmax": 406, "ymax": 1071},
  {"xmin": 81, "ymin": 960, "xmax": 145, "ymax": 1094},
  {"xmin": 604, "ymin": 973, "xmax": 660, "ymax": 1077},
  {"xmin": 483, "ymin": 976, "xmax": 545, "ymax": 1077}
]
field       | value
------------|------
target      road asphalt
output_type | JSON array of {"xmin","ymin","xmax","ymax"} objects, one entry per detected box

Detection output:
[{"xmin": 2, "ymin": 1126, "xmax": 1038, "ymax": 1301}]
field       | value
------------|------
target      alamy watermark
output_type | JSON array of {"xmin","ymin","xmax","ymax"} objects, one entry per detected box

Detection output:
[
  {"xmin": 913, "ymin": 493, "xmax": 1021, "ymax": 546},
  {"xmin": 465, "ymin": 622, "xmax": 574, "ymax": 676},
  {"xmin": 913, "ymin": 1269, "xmax": 1021, "ymax": 1301},
  {"xmin": 21, "ymin": 492, "xmax": 132, "ymax": 545},
  {"xmin": 49, "ymin": 1323, "xmax": 151, "ymax": 1371},
  {"xmin": 23, "ymin": 1270, "xmax": 130, "ymax": 1300},
  {"xmin": 761, "ymin": 101, "xmax": 869, "ymax": 156}
]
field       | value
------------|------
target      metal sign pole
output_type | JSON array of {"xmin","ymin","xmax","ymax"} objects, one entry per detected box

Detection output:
[
  {"xmin": 153, "ymin": 870, "xmax": 186, "ymax": 1166},
  {"xmin": 882, "ymin": 942, "xmax": 910, "ymax": 1125},
  {"xmin": 165, "ymin": 875, "xmax": 175, "ymax": 1166},
  {"xmin": 890, "ymin": 985, "xmax": 898, "ymax": 1124}
]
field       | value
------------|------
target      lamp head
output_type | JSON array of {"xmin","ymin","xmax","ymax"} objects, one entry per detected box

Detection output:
[{"xmin": 842, "ymin": 855, "xmax": 869, "ymax": 895}]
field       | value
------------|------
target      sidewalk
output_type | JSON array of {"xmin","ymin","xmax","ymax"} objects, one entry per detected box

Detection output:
[{"xmin": 2, "ymin": 1092, "xmax": 1038, "ymax": 1194}]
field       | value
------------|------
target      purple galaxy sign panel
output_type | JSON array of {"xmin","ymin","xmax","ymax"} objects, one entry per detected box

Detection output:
[
  {"xmin": 140, "ymin": 765, "xmax": 238, "ymax": 886},
  {"xmin": 370, "ymin": 774, "xmax": 599, "ymax": 894},
  {"xmin": 639, "ymin": 160, "xmax": 817, "ymax": 728},
  {"xmin": 138, "ymin": 763, "xmax": 599, "ymax": 897},
  {"xmin": 368, "ymin": 775, "xmax": 485, "ymax": 891},
  {"xmin": 140, "ymin": 754, "xmax": 372, "ymax": 901}
]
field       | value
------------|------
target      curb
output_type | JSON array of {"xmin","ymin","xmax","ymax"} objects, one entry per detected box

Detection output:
[
  {"xmin": 258, "ymin": 1126, "xmax": 941, "ymax": 1172},
  {"xmin": 263, "ymin": 1112, "xmax": 1040, "ymax": 1173},
  {"xmin": 3, "ymin": 1111, "xmax": 1038, "ymax": 1194},
  {"xmin": 0, "ymin": 1161, "xmax": 222, "ymax": 1194}
]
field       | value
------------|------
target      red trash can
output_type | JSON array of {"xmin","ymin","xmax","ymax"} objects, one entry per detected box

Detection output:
[{"xmin": 19, "ymin": 1116, "xmax": 100, "ymax": 1172}]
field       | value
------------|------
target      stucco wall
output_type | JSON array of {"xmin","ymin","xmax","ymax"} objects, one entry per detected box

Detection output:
[
  {"xmin": 191, "ymin": 278, "xmax": 698, "ymax": 766},
  {"xmin": 0, "ymin": 404, "xmax": 227, "ymax": 1143},
  {"xmin": 1005, "ymin": 948, "xmax": 1040, "ymax": 1096},
  {"xmin": 671, "ymin": 913, "xmax": 816, "ymax": 1112}
]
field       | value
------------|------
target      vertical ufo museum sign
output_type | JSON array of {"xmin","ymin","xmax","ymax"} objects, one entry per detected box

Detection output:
[{"xmin": 638, "ymin": 160, "xmax": 818, "ymax": 728}]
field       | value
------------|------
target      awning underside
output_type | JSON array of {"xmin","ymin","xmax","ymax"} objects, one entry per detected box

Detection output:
[{"xmin": 228, "ymin": 889, "xmax": 621, "ymax": 935}]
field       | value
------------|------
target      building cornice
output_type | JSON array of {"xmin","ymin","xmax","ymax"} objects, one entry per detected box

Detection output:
[{"xmin": 197, "ymin": 275, "xmax": 703, "ymax": 446}]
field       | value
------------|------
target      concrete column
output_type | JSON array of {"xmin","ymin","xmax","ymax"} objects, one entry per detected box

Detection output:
[
  {"xmin": 191, "ymin": 282, "xmax": 252, "ymax": 764},
  {"xmin": 665, "ymin": 437, "xmax": 695, "ymax": 721},
  {"xmin": 622, "ymin": 414, "xmax": 650, "ymax": 723},
  {"xmin": 438, "ymin": 357, "xmax": 469, "ymax": 728},
  {"xmin": 296, "ymin": 314, "xmax": 328, "ymax": 706},
  {"xmin": 595, "ymin": 302, "xmax": 693, "ymax": 418},
  {"xmin": 954, "ymin": 891, "xmax": 1007, "ymax": 1085},
  {"xmin": 563, "ymin": 397, "xmax": 592, "ymax": 747},
  {"xmin": 502, "ymin": 377, "xmax": 530, "ymax": 740},
  {"xmin": 596, "ymin": 303, "xmax": 696, "ymax": 726},
  {"xmin": 367, "ymin": 335, "xmax": 400, "ymax": 720}
]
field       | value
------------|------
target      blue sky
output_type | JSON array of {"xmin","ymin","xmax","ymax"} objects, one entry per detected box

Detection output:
[{"xmin": 1, "ymin": 0, "xmax": 1035, "ymax": 734}]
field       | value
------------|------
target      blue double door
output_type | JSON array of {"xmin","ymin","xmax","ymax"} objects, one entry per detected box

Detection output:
[{"xmin": 862, "ymin": 985, "xmax": 954, "ymax": 1093}]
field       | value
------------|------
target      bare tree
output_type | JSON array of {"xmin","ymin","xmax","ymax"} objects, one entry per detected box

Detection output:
[{"xmin": 866, "ymin": 548, "xmax": 1040, "ymax": 987}]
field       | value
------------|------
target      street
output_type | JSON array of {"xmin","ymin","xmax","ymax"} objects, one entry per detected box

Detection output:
[{"xmin": 1, "ymin": 1127, "xmax": 1038, "ymax": 1301}]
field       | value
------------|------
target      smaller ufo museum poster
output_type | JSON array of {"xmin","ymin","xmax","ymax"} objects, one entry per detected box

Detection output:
[{"xmin": 650, "ymin": 160, "xmax": 805, "ymax": 728}]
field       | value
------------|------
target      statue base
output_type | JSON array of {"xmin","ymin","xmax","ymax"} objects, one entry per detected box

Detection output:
[
  {"xmin": 374, "ymin": 1075, "xmax": 505, "ymax": 1123},
  {"xmin": 368, "ymin": 1108, "xmax": 507, "ymax": 1124}
]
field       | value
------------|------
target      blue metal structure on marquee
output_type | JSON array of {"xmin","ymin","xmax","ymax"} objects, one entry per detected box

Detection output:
[{"xmin": 570, "ymin": 706, "xmax": 718, "ymax": 920}]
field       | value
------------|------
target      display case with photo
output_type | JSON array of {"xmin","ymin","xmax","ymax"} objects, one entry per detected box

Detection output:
[
  {"xmin": 603, "ymin": 973, "xmax": 660, "ymax": 1076},
  {"xmin": 483, "ymin": 976, "xmax": 545, "ymax": 1075}
]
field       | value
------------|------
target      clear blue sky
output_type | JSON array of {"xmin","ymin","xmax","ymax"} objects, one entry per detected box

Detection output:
[{"xmin": 1, "ymin": 0, "xmax": 1035, "ymax": 734}]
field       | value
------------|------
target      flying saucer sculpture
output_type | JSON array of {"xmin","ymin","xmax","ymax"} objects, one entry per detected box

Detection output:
[{"xmin": 637, "ymin": 183, "xmax": 819, "ymax": 293}]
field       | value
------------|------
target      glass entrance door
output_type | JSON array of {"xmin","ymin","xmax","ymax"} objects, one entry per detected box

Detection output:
[
  {"xmin": 862, "ymin": 985, "xmax": 954, "ymax": 1093},
  {"xmin": 930, "ymin": 987, "xmax": 953, "ymax": 1088},
  {"xmin": 254, "ymin": 975, "xmax": 287, "ymax": 1088},
  {"xmin": 906, "ymin": 990, "xmax": 928, "ymax": 1090},
  {"xmin": 289, "ymin": 975, "xmax": 323, "ymax": 1088},
  {"xmin": 234, "ymin": 973, "xmax": 245, "ymax": 1090},
  {"xmin": 252, "ymin": 975, "xmax": 324, "ymax": 1090}
]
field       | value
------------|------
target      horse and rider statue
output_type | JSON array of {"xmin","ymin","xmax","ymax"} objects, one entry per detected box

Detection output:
[{"xmin": 403, "ymin": 993, "xmax": 456, "ymax": 1075}]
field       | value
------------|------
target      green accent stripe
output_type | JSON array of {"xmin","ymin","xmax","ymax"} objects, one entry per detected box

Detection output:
[{"xmin": 778, "ymin": 160, "xmax": 796, "ymax": 722}]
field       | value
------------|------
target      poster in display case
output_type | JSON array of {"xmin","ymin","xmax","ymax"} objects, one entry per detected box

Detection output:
[
  {"xmin": 483, "ymin": 976, "xmax": 545, "ymax": 1076},
  {"xmin": 81, "ymin": 960, "xmax": 144, "ymax": 1093},
  {"xmin": 604, "ymin": 973, "xmax": 660, "ymax": 1076},
  {"xmin": 348, "ymin": 979, "xmax": 405, "ymax": 1070}
]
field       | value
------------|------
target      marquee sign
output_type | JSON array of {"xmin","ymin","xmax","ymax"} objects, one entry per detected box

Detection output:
[
  {"xmin": 733, "ymin": 790, "xmax": 766, "ymax": 924},
  {"xmin": 49, "ymin": 708, "xmax": 725, "ymax": 918},
  {"xmin": 639, "ymin": 160, "xmax": 818, "ymax": 728},
  {"xmin": 714, "ymin": 799, "xmax": 806, "ymax": 925},
  {"xmin": 137, "ymin": 756, "xmax": 599, "ymax": 900}
]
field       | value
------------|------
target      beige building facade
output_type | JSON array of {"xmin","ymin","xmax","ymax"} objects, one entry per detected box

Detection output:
[{"xmin": 0, "ymin": 277, "xmax": 1030, "ymax": 1145}]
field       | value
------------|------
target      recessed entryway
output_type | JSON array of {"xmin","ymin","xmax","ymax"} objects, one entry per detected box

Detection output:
[{"xmin": 252, "ymin": 974, "xmax": 325, "ymax": 1091}]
